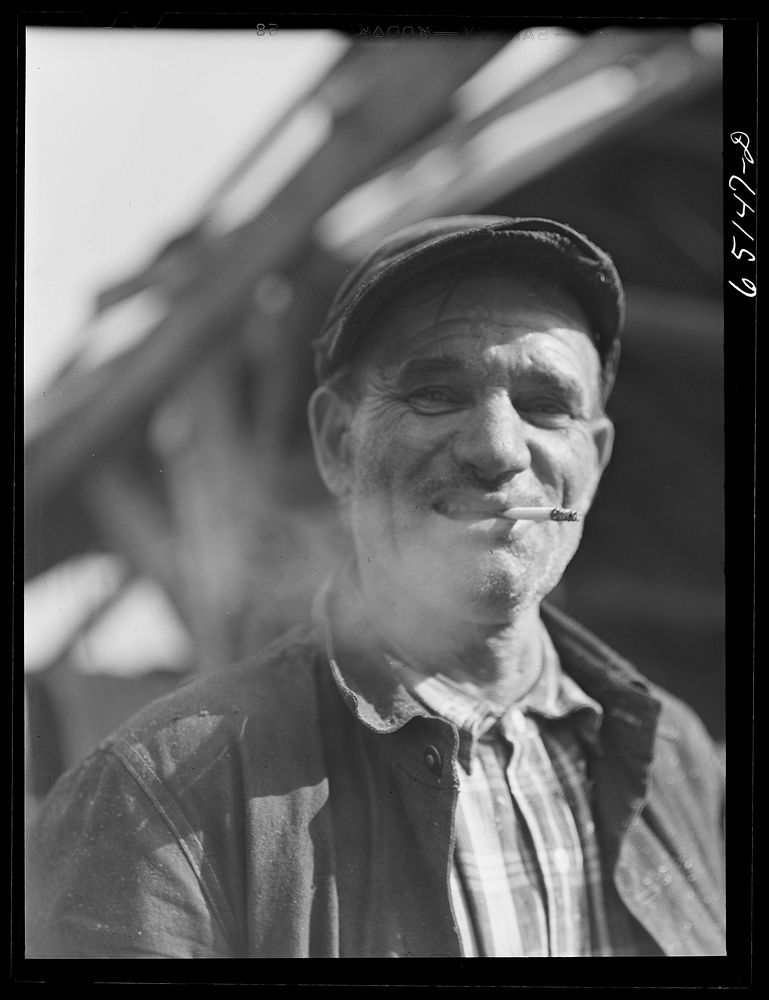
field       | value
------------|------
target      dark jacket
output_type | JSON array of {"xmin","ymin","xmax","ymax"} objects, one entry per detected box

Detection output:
[{"xmin": 26, "ymin": 597, "xmax": 725, "ymax": 958}]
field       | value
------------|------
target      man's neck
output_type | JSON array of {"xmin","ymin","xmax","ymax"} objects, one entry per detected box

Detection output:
[{"xmin": 356, "ymin": 569, "xmax": 546, "ymax": 714}]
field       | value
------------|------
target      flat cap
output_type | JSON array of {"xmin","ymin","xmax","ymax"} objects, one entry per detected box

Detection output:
[{"xmin": 313, "ymin": 215, "xmax": 624, "ymax": 401}]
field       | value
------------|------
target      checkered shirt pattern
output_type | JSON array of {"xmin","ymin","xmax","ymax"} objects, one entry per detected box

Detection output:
[{"xmin": 393, "ymin": 622, "xmax": 619, "ymax": 958}]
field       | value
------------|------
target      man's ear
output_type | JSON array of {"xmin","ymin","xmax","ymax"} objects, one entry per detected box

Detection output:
[
  {"xmin": 583, "ymin": 415, "xmax": 615, "ymax": 507},
  {"xmin": 592, "ymin": 414, "xmax": 614, "ymax": 475},
  {"xmin": 308, "ymin": 385, "xmax": 356, "ymax": 499}
]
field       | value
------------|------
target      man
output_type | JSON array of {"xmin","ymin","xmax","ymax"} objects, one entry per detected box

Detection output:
[{"xmin": 26, "ymin": 216, "xmax": 725, "ymax": 958}]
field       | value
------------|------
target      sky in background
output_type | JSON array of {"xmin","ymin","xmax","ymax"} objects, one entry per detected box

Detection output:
[{"xmin": 24, "ymin": 27, "xmax": 347, "ymax": 400}]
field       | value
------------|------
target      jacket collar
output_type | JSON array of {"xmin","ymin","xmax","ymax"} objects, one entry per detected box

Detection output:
[
  {"xmin": 312, "ymin": 568, "xmax": 429, "ymax": 735},
  {"xmin": 539, "ymin": 602, "xmax": 664, "ymax": 870}
]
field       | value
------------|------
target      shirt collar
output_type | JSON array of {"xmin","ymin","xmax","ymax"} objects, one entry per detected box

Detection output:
[
  {"xmin": 522, "ymin": 622, "xmax": 604, "ymax": 750},
  {"xmin": 385, "ymin": 619, "xmax": 604, "ymax": 773},
  {"xmin": 383, "ymin": 660, "xmax": 498, "ymax": 771}
]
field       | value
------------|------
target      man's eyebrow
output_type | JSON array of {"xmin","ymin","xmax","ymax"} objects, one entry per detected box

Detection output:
[
  {"xmin": 521, "ymin": 366, "xmax": 586, "ymax": 399},
  {"xmin": 387, "ymin": 356, "xmax": 588, "ymax": 398},
  {"xmin": 386, "ymin": 354, "xmax": 468, "ymax": 382}
]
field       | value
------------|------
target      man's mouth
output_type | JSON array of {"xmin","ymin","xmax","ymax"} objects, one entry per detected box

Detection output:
[
  {"xmin": 434, "ymin": 500, "xmax": 499, "ymax": 521},
  {"xmin": 432, "ymin": 496, "xmax": 540, "ymax": 522}
]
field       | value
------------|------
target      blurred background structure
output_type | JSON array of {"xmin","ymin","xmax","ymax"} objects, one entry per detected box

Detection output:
[{"xmin": 24, "ymin": 22, "xmax": 725, "ymax": 812}]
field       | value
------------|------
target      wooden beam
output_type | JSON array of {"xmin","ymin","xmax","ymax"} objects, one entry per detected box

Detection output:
[
  {"xmin": 152, "ymin": 341, "xmax": 265, "ymax": 668},
  {"xmin": 334, "ymin": 27, "xmax": 682, "ymax": 196},
  {"xmin": 80, "ymin": 459, "xmax": 190, "ymax": 628},
  {"xmin": 319, "ymin": 30, "xmax": 721, "ymax": 255},
  {"xmin": 194, "ymin": 43, "xmax": 363, "ymax": 220}
]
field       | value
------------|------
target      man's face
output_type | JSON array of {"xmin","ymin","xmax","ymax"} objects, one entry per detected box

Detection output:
[{"xmin": 319, "ymin": 270, "xmax": 613, "ymax": 626}]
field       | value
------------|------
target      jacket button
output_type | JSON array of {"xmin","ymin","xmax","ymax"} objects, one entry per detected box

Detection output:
[{"xmin": 424, "ymin": 745, "xmax": 443, "ymax": 775}]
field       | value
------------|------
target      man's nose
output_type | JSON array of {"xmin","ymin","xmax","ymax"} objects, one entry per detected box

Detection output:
[{"xmin": 451, "ymin": 394, "xmax": 532, "ymax": 487}]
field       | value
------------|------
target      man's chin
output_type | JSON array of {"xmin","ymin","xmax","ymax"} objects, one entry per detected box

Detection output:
[
  {"xmin": 425, "ymin": 557, "xmax": 545, "ymax": 624},
  {"xmin": 465, "ymin": 574, "xmax": 537, "ymax": 618}
]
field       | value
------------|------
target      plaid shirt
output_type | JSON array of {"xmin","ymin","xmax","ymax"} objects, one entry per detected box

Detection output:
[{"xmin": 388, "ymin": 622, "xmax": 619, "ymax": 958}]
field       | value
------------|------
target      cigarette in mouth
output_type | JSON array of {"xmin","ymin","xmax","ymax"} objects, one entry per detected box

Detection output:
[{"xmin": 500, "ymin": 506, "xmax": 581, "ymax": 522}]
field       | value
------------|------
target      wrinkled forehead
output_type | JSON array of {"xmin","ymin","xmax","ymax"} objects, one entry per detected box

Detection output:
[{"xmin": 362, "ymin": 266, "xmax": 594, "ymax": 369}]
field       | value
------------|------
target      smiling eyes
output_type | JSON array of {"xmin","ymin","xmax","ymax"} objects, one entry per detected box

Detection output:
[
  {"xmin": 407, "ymin": 385, "xmax": 575, "ymax": 424},
  {"xmin": 408, "ymin": 386, "xmax": 460, "ymax": 410}
]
